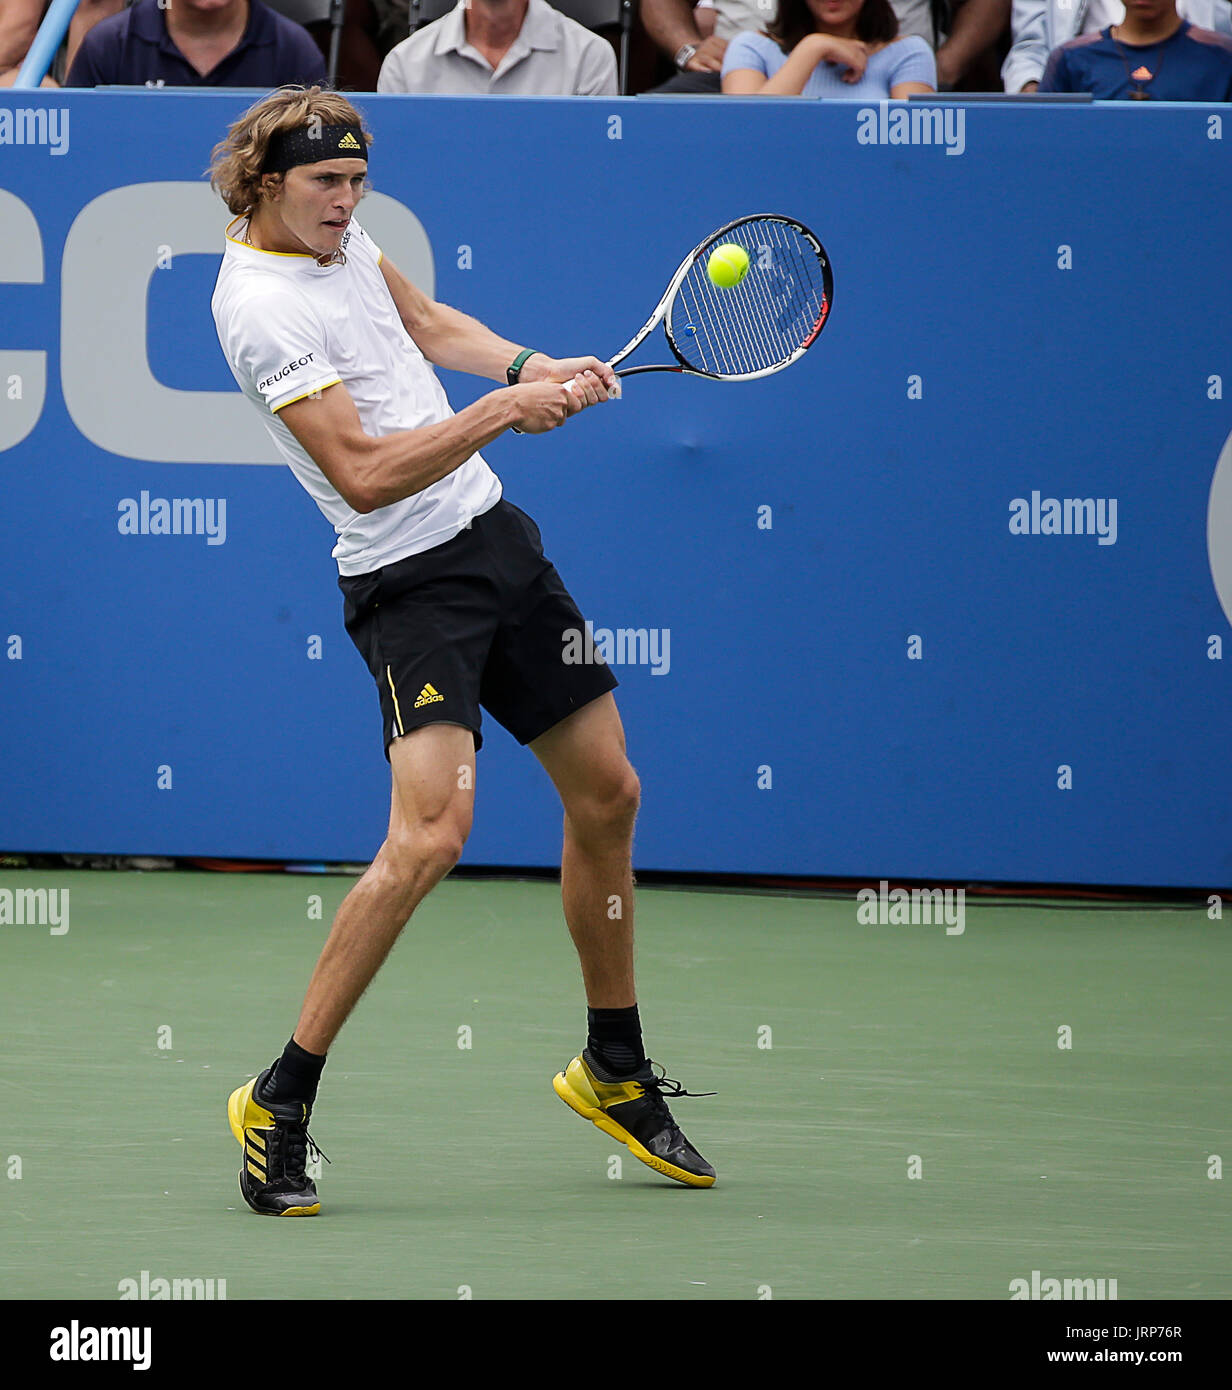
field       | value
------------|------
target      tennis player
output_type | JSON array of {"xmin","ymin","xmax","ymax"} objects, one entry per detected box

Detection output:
[{"xmin": 209, "ymin": 86, "xmax": 714, "ymax": 1215}]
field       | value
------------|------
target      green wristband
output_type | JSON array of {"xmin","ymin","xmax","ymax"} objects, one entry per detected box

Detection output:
[{"xmin": 506, "ymin": 349, "xmax": 540, "ymax": 386}]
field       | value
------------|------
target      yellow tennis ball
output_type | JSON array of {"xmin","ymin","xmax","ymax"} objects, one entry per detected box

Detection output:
[{"xmin": 707, "ymin": 243, "xmax": 750, "ymax": 289}]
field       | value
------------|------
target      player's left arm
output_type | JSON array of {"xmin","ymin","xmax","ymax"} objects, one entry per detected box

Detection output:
[{"xmin": 378, "ymin": 256, "xmax": 617, "ymax": 394}]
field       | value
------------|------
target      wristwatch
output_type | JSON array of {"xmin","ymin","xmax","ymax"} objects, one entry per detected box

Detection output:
[
  {"xmin": 674, "ymin": 43, "xmax": 698, "ymax": 71},
  {"xmin": 506, "ymin": 348, "xmax": 539, "ymax": 386}
]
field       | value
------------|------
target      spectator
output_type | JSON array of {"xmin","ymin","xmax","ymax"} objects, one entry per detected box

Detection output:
[
  {"xmin": 378, "ymin": 0, "xmax": 617, "ymax": 93},
  {"xmin": 66, "ymin": 0, "xmax": 327, "ymax": 88},
  {"xmin": 1039, "ymin": 0, "xmax": 1232, "ymax": 96},
  {"xmin": 934, "ymin": 0, "xmax": 1011, "ymax": 88},
  {"xmin": 643, "ymin": 0, "xmax": 943, "ymax": 91},
  {"xmin": 266, "ymin": 0, "xmax": 387, "ymax": 89},
  {"xmin": 694, "ymin": 0, "xmax": 719, "ymax": 38},
  {"xmin": 721, "ymin": 0, "xmax": 936, "ymax": 97},
  {"xmin": 1003, "ymin": 0, "xmax": 1231, "ymax": 92},
  {"xmin": 266, "ymin": 0, "xmax": 333, "ymax": 24},
  {"xmin": 371, "ymin": 0, "xmax": 411, "ymax": 56},
  {"xmin": 0, "ymin": 0, "xmax": 45, "ymax": 82},
  {"xmin": 2, "ymin": 0, "xmax": 125, "ymax": 86}
]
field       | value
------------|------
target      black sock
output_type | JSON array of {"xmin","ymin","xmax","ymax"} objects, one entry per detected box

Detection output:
[
  {"xmin": 265, "ymin": 1038, "xmax": 326, "ymax": 1105},
  {"xmin": 587, "ymin": 1005, "xmax": 646, "ymax": 1077}
]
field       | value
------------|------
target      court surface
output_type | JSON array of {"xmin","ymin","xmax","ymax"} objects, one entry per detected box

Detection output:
[{"xmin": 1, "ymin": 869, "xmax": 1228, "ymax": 1301}]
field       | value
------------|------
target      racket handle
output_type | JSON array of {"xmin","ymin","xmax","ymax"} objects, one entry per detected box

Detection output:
[
  {"xmin": 510, "ymin": 379, "xmax": 580, "ymax": 434},
  {"xmin": 612, "ymin": 365, "xmax": 686, "ymax": 378}
]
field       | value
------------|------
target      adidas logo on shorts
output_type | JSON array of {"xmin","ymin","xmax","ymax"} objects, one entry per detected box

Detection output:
[{"xmin": 413, "ymin": 683, "xmax": 444, "ymax": 708}]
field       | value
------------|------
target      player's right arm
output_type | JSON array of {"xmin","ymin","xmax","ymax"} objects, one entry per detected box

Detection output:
[
  {"xmin": 277, "ymin": 378, "xmax": 585, "ymax": 515},
  {"xmin": 225, "ymin": 285, "xmax": 594, "ymax": 515}
]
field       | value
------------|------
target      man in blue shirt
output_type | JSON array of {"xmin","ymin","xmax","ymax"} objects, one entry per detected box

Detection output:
[
  {"xmin": 1039, "ymin": 0, "xmax": 1232, "ymax": 99},
  {"xmin": 67, "ymin": 0, "xmax": 327, "ymax": 88}
]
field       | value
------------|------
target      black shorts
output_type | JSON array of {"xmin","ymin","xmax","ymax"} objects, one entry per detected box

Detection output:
[{"xmin": 338, "ymin": 498, "xmax": 618, "ymax": 758}]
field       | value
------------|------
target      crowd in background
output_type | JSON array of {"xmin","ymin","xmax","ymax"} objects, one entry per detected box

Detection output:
[{"xmin": 2, "ymin": 0, "xmax": 1231, "ymax": 102}]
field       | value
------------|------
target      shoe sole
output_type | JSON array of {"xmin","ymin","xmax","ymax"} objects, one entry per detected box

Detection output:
[
  {"xmin": 235, "ymin": 1171, "xmax": 320, "ymax": 1217},
  {"xmin": 227, "ymin": 1078, "xmax": 321, "ymax": 1217},
  {"xmin": 553, "ymin": 1070, "xmax": 716, "ymax": 1188}
]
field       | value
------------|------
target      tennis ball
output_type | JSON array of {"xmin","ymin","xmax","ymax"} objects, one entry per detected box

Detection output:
[{"xmin": 707, "ymin": 243, "xmax": 750, "ymax": 289}]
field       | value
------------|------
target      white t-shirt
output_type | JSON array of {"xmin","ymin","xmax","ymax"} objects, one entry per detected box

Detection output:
[
  {"xmin": 1084, "ymin": 0, "xmax": 1125, "ymax": 33},
  {"xmin": 212, "ymin": 214, "xmax": 502, "ymax": 575}
]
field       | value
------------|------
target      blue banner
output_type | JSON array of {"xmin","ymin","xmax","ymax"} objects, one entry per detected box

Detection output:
[{"xmin": 1, "ymin": 90, "xmax": 1230, "ymax": 886}]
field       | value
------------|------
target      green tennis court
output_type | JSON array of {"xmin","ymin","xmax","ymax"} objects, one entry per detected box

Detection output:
[{"xmin": 1, "ymin": 868, "xmax": 1228, "ymax": 1301}]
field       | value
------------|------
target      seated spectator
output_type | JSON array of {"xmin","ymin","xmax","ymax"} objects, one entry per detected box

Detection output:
[
  {"xmin": 265, "ymin": 0, "xmax": 386, "ymax": 89},
  {"xmin": 66, "ymin": 0, "xmax": 327, "ymax": 88},
  {"xmin": 1, "ymin": 0, "xmax": 125, "ymax": 86},
  {"xmin": 643, "ymin": 0, "xmax": 948, "ymax": 92},
  {"xmin": 720, "ymin": 0, "xmax": 936, "ymax": 97},
  {"xmin": 694, "ymin": 0, "xmax": 719, "ymax": 39},
  {"xmin": 266, "ymin": 0, "xmax": 333, "ymax": 23},
  {"xmin": 0, "ymin": 0, "xmax": 44, "ymax": 82},
  {"xmin": 378, "ymin": 0, "xmax": 618, "ymax": 93},
  {"xmin": 1003, "ymin": 0, "xmax": 1231, "ymax": 94},
  {"xmin": 1039, "ymin": 0, "xmax": 1232, "ymax": 96},
  {"xmin": 371, "ymin": 0, "xmax": 411, "ymax": 56},
  {"xmin": 934, "ymin": 0, "xmax": 1011, "ymax": 89}
]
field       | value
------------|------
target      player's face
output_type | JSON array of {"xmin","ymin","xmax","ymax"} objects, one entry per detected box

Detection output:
[
  {"xmin": 275, "ymin": 160, "xmax": 368, "ymax": 257},
  {"xmin": 805, "ymin": 0, "xmax": 864, "ymax": 32}
]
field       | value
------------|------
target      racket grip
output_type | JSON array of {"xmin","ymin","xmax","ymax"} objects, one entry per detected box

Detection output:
[{"xmin": 510, "ymin": 379, "xmax": 579, "ymax": 434}]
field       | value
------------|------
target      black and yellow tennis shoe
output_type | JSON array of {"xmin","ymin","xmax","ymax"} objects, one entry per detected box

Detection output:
[
  {"xmin": 227, "ymin": 1067, "xmax": 327, "ymax": 1216},
  {"xmin": 553, "ymin": 1050, "xmax": 716, "ymax": 1187}
]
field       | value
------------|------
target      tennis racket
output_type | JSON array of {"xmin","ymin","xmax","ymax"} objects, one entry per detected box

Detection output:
[{"xmin": 608, "ymin": 213, "xmax": 833, "ymax": 382}]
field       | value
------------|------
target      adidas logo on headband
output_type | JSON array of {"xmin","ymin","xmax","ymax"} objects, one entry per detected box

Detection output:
[{"xmin": 262, "ymin": 123, "xmax": 368, "ymax": 174}]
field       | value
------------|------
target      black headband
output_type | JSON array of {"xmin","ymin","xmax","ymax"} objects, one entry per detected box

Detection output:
[{"xmin": 262, "ymin": 124, "xmax": 368, "ymax": 174}]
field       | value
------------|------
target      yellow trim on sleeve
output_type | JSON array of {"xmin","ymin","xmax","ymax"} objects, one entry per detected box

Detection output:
[{"xmin": 271, "ymin": 378, "xmax": 342, "ymax": 412}]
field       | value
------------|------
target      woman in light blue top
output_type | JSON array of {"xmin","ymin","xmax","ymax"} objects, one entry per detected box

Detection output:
[{"xmin": 721, "ymin": 0, "xmax": 937, "ymax": 100}]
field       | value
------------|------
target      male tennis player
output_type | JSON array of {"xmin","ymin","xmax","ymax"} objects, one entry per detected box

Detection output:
[{"xmin": 210, "ymin": 86, "xmax": 714, "ymax": 1215}]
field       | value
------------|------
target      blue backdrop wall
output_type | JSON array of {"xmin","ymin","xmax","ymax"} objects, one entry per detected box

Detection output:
[{"xmin": 1, "ymin": 91, "xmax": 1230, "ymax": 887}]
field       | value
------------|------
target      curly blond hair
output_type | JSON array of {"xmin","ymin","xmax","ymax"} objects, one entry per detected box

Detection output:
[{"xmin": 208, "ymin": 86, "xmax": 374, "ymax": 217}]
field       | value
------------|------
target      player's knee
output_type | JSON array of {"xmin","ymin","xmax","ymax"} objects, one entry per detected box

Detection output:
[
  {"xmin": 385, "ymin": 812, "xmax": 470, "ymax": 879},
  {"xmin": 421, "ymin": 816, "xmax": 470, "ymax": 873},
  {"xmin": 614, "ymin": 764, "xmax": 642, "ymax": 821},
  {"xmin": 568, "ymin": 762, "xmax": 641, "ymax": 842}
]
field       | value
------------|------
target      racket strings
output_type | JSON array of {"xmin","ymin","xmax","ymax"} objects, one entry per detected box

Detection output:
[{"xmin": 669, "ymin": 219, "xmax": 829, "ymax": 378}]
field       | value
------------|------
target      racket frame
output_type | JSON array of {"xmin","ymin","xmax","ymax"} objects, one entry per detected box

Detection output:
[{"xmin": 608, "ymin": 213, "xmax": 833, "ymax": 382}]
